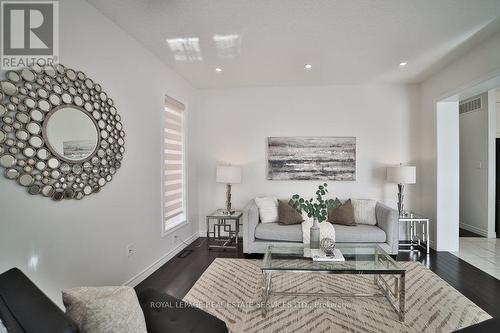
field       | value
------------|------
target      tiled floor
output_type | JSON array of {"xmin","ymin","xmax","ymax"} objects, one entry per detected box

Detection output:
[{"xmin": 452, "ymin": 237, "xmax": 500, "ymax": 280}]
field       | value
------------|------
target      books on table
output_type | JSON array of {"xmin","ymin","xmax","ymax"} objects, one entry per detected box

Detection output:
[{"xmin": 303, "ymin": 248, "xmax": 345, "ymax": 262}]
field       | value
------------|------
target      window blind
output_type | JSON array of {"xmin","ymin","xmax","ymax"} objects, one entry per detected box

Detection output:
[{"xmin": 164, "ymin": 96, "xmax": 186, "ymax": 229}]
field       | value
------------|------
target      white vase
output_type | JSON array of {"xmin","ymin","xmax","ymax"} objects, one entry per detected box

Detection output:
[{"xmin": 310, "ymin": 218, "xmax": 320, "ymax": 249}]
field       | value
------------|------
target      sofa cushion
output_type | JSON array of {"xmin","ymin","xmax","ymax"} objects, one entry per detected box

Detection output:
[
  {"xmin": 351, "ymin": 199, "xmax": 377, "ymax": 225},
  {"xmin": 63, "ymin": 286, "xmax": 147, "ymax": 333},
  {"xmin": 328, "ymin": 199, "xmax": 356, "ymax": 226},
  {"xmin": 255, "ymin": 222, "xmax": 302, "ymax": 242},
  {"xmin": 278, "ymin": 200, "xmax": 304, "ymax": 225},
  {"xmin": 255, "ymin": 197, "xmax": 279, "ymax": 223},
  {"xmin": 0, "ymin": 268, "xmax": 79, "ymax": 333},
  {"xmin": 334, "ymin": 224, "xmax": 386, "ymax": 243}
]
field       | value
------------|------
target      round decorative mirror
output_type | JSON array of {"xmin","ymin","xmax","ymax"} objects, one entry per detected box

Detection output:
[
  {"xmin": 44, "ymin": 106, "xmax": 99, "ymax": 162},
  {"xmin": 0, "ymin": 63, "xmax": 125, "ymax": 200}
]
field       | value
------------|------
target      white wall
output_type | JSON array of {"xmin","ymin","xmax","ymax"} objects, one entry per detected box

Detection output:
[
  {"xmin": 497, "ymin": 89, "xmax": 500, "ymax": 136},
  {"xmin": 192, "ymin": 85, "xmax": 421, "ymax": 234},
  {"xmin": 436, "ymin": 100, "xmax": 460, "ymax": 251},
  {"xmin": 487, "ymin": 89, "xmax": 496, "ymax": 239},
  {"xmin": 0, "ymin": 0, "xmax": 197, "ymax": 306},
  {"xmin": 459, "ymin": 93, "xmax": 490, "ymax": 236},
  {"xmin": 420, "ymin": 30, "xmax": 500, "ymax": 250}
]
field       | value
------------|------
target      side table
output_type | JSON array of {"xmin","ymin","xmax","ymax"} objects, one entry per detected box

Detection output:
[
  {"xmin": 399, "ymin": 213, "xmax": 430, "ymax": 254},
  {"xmin": 206, "ymin": 210, "xmax": 242, "ymax": 251}
]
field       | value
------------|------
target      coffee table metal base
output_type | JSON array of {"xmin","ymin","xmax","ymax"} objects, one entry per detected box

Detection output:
[{"xmin": 261, "ymin": 271, "xmax": 405, "ymax": 321}]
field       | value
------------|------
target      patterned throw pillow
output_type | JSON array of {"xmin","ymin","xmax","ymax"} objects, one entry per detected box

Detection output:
[
  {"xmin": 328, "ymin": 199, "xmax": 356, "ymax": 226},
  {"xmin": 255, "ymin": 197, "xmax": 279, "ymax": 223},
  {"xmin": 278, "ymin": 200, "xmax": 304, "ymax": 225},
  {"xmin": 63, "ymin": 286, "xmax": 147, "ymax": 333}
]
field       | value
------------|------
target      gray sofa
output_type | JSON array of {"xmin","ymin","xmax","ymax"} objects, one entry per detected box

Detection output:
[{"xmin": 242, "ymin": 200, "xmax": 400, "ymax": 255}]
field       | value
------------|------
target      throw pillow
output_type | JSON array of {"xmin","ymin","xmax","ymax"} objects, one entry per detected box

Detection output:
[
  {"xmin": 278, "ymin": 200, "xmax": 304, "ymax": 225},
  {"xmin": 351, "ymin": 199, "xmax": 377, "ymax": 225},
  {"xmin": 63, "ymin": 286, "xmax": 147, "ymax": 333},
  {"xmin": 255, "ymin": 197, "xmax": 279, "ymax": 223},
  {"xmin": 328, "ymin": 199, "xmax": 356, "ymax": 226}
]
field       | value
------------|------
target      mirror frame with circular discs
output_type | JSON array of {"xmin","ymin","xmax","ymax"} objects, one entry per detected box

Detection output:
[{"xmin": 0, "ymin": 63, "xmax": 125, "ymax": 200}]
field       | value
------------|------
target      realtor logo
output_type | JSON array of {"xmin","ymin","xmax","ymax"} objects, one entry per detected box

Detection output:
[{"xmin": 1, "ymin": 0, "xmax": 59, "ymax": 69}]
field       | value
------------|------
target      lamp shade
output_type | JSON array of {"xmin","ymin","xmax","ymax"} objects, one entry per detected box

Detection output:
[
  {"xmin": 386, "ymin": 166, "xmax": 416, "ymax": 184},
  {"xmin": 216, "ymin": 165, "xmax": 242, "ymax": 184}
]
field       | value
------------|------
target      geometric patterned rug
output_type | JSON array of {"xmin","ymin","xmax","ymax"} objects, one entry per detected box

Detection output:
[{"xmin": 184, "ymin": 259, "xmax": 491, "ymax": 333}]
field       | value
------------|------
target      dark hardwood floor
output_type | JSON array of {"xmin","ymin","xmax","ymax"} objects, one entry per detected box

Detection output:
[
  {"xmin": 136, "ymin": 237, "xmax": 500, "ymax": 318},
  {"xmin": 459, "ymin": 228, "xmax": 483, "ymax": 237}
]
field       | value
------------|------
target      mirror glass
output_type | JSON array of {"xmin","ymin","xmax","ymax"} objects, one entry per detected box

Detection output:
[
  {"xmin": 29, "ymin": 136, "xmax": 43, "ymax": 148},
  {"xmin": 5, "ymin": 168, "xmax": 19, "ymax": 179},
  {"xmin": 0, "ymin": 81, "xmax": 17, "ymax": 95},
  {"xmin": 30, "ymin": 109, "xmax": 43, "ymax": 122},
  {"xmin": 16, "ymin": 113, "xmax": 29, "ymax": 123},
  {"xmin": 42, "ymin": 185, "xmax": 54, "ymax": 197},
  {"xmin": 27, "ymin": 122, "xmax": 40, "ymax": 135},
  {"xmin": 28, "ymin": 184, "xmax": 41, "ymax": 195},
  {"xmin": 38, "ymin": 100, "xmax": 50, "ymax": 111},
  {"xmin": 0, "ymin": 154, "xmax": 16, "ymax": 168},
  {"xmin": 25, "ymin": 98, "xmax": 36, "ymax": 108},
  {"xmin": 6, "ymin": 71, "xmax": 20, "ymax": 83},
  {"xmin": 18, "ymin": 174, "xmax": 34, "ymax": 186},
  {"xmin": 21, "ymin": 69, "xmax": 36, "ymax": 82},
  {"xmin": 49, "ymin": 94, "xmax": 60, "ymax": 106},
  {"xmin": 23, "ymin": 147, "xmax": 35, "ymax": 157},
  {"xmin": 45, "ymin": 107, "xmax": 98, "ymax": 161},
  {"xmin": 16, "ymin": 130, "xmax": 28, "ymax": 141},
  {"xmin": 37, "ymin": 148, "xmax": 49, "ymax": 160}
]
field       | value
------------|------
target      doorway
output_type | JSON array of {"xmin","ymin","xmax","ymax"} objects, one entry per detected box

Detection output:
[{"xmin": 450, "ymin": 86, "xmax": 499, "ymax": 279}]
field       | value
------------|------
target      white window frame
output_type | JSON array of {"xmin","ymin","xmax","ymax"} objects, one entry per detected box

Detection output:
[{"xmin": 161, "ymin": 96, "xmax": 187, "ymax": 236}]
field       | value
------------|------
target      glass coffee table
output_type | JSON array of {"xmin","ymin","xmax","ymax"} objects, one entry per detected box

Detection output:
[{"xmin": 261, "ymin": 244, "xmax": 406, "ymax": 321}]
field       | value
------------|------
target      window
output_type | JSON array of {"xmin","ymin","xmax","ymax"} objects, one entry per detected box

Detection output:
[{"xmin": 163, "ymin": 96, "xmax": 186, "ymax": 233}]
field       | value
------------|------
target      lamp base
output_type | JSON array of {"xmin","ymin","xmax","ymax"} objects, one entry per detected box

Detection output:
[
  {"xmin": 225, "ymin": 184, "xmax": 233, "ymax": 215},
  {"xmin": 398, "ymin": 183, "xmax": 406, "ymax": 217}
]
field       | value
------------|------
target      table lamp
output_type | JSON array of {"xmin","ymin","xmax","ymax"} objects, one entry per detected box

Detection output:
[
  {"xmin": 386, "ymin": 164, "xmax": 416, "ymax": 217},
  {"xmin": 216, "ymin": 165, "xmax": 242, "ymax": 215}
]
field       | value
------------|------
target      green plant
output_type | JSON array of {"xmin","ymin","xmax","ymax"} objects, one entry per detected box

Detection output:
[{"xmin": 289, "ymin": 183, "xmax": 339, "ymax": 223}]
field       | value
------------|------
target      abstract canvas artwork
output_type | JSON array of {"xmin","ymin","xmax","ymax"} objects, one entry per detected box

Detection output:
[{"xmin": 267, "ymin": 136, "xmax": 356, "ymax": 180}]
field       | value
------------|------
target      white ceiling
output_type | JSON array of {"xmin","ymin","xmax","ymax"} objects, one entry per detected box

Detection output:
[{"xmin": 87, "ymin": 0, "xmax": 500, "ymax": 88}]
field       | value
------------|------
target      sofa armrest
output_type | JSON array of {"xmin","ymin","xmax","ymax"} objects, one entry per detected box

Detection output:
[
  {"xmin": 0, "ymin": 268, "xmax": 79, "ymax": 333},
  {"xmin": 242, "ymin": 200, "xmax": 259, "ymax": 253},
  {"xmin": 376, "ymin": 203, "xmax": 399, "ymax": 255}
]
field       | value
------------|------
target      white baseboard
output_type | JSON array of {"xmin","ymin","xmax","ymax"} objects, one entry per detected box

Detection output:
[
  {"xmin": 459, "ymin": 222, "xmax": 489, "ymax": 237},
  {"xmin": 124, "ymin": 232, "xmax": 199, "ymax": 287}
]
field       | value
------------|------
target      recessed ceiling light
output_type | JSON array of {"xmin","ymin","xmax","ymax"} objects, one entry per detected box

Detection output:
[
  {"xmin": 304, "ymin": 64, "xmax": 312, "ymax": 70},
  {"xmin": 399, "ymin": 62, "xmax": 408, "ymax": 67},
  {"xmin": 215, "ymin": 67, "xmax": 222, "ymax": 72}
]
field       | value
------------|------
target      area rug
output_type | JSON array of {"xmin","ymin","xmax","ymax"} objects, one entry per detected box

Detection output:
[{"xmin": 183, "ymin": 259, "xmax": 491, "ymax": 333}]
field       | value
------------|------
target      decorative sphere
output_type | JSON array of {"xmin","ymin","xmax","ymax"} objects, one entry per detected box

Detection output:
[{"xmin": 320, "ymin": 237, "xmax": 336, "ymax": 254}]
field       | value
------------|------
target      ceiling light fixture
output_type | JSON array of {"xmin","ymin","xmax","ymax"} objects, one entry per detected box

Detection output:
[
  {"xmin": 304, "ymin": 64, "xmax": 312, "ymax": 70},
  {"xmin": 399, "ymin": 61, "xmax": 408, "ymax": 67},
  {"xmin": 215, "ymin": 67, "xmax": 222, "ymax": 72}
]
